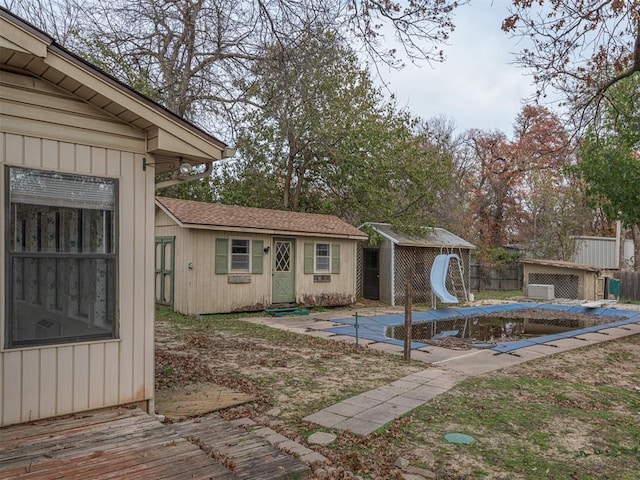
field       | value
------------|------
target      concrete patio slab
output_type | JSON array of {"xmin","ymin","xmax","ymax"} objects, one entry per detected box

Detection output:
[
  {"xmin": 341, "ymin": 394, "xmax": 384, "ymax": 409},
  {"xmin": 353, "ymin": 403, "xmax": 412, "ymax": 424},
  {"xmin": 387, "ymin": 379, "xmax": 420, "ymax": 391},
  {"xmin": 304, "ymin": 330, "xmax": 342, "ymax": 339},
  {"xmin": 325, "ymin": 401, "xmax": 370, "ymax": 417},
  {"xmin": 401, "ymin": 384, "xmax": 449, "ymax": 402},
  {"xmin": 302, "ymin": 410, "xmax": 347, "ymax": 428},
  {"xmin": 386, "ymin": 395, "xmax": 427, "ymax": 408},
  {"xmin": 361, "ymin": 385, "xmax": 402, "ymax": 402},
  {"xmin": 367, "ymin": 342, "xmax": 405, "ymax": 354},
  {"xmin": 333, "ymin": 417, "xmax": 381, "ymax": 436}
]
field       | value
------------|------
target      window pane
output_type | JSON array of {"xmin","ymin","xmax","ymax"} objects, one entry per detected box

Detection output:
[
  {"xmin": 316, "ymin": 243, "xmax": 330, "ymax": 272},
  {"xmin": 10, "ymin": 204, "xmax": 114, "ymax": 254},
  {"xmin": 10, "ymin": 167, "xmax": 115, "ymax": 210},
  {"xmin": 6, "ymin": 167, "xmax": 118, "ymax": 348},
  {"xmin": 231, "ymin": 239, "xmax": 250, "ymax": 271},
  {"xmin": 9, "ymin": 256, "xmax": 116, "ymax": 345}
]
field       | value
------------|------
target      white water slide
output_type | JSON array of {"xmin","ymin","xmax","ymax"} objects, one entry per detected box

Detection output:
[{"xmin": 430, "ymin": 254, "xmax": 460, "ymax": 304}]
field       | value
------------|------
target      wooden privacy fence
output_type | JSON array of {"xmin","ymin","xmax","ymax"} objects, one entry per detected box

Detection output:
[
  {"xmin": 471, "ymin": 263, "xmax": 523, "ymax": 292},
  {"xmin": 613, "ymin": 271, "xmax": 640, "ymax": 302}
]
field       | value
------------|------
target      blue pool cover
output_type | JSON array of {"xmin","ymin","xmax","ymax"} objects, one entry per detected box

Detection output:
[{"xmin": 325, "ymin": 303, "xmax": 640, "ymax": 354}]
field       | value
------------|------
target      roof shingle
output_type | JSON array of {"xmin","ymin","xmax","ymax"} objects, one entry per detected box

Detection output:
[{"xmin": 156, "ymin": 197, "xmax": 368, "ymax": 239}]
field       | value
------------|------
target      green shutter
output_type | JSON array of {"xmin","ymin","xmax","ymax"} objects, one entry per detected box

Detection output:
[
  {"xmin": 331, "ymin": 244, "xmax": 340, "ymax": 274},
  {"xmin": 215, "ymin": 238, "xmax": 228, "ymax": 274},
  {"xmin": 252, "ymin": 240, "xmax": 264, "ymax": 274},
  {"xmin": 304, "ymin": 242, "xmax": 314, "ymax": 273}
]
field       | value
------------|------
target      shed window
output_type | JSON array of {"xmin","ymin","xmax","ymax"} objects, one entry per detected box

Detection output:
[
  {"xmin": 305, "ymin": 242, "xmax": 340, "ymax": 274},
  {"xmin": 316, "ymin": 243, "xmax": 330, "ymax": 272},
  {"xmin": 215, "ymin": 238, "xmax": 263, "ymax": 274},
  {"xmin": 231, "ymin": 239, "xmax": 250, "ymax": 271},
  {"xmin": 5, "ymin": 167, "xmax": 118, "ymax": 348}
]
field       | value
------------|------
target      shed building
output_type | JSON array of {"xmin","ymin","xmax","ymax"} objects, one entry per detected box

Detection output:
[
  {"xmin": 359, "ymin": 223, "xmax": 475, "ymax": 306},
  {"xmin": 155, "ymin": 197, "xmax": 368, "ymax": 314},
  {"xmin": 522, "ymin": 259, "xmax": 616, "ymax": 301}
]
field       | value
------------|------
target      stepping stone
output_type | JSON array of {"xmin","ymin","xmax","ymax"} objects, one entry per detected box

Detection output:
[{"xmin": 308, "ymin": 431, "xmax": 336, "ymax": 445}]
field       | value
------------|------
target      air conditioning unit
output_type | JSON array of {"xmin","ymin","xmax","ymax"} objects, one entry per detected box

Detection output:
[
  {"xmin": 528, "ymin": 284, "xmax": 555, "ymax": 300},
  {"xmin": 35, "ymin": 318, "xmax": 63, "ymax": 338}
]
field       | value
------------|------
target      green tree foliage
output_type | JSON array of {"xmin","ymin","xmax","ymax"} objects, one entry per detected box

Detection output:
[
  {"xmin": 211, "ymin": 29, "xmax": 452, "ymax": 229},
  {"xmin": 577, "ymin": 76, "xmax": 640, "ymax": 230},
  {"xmin": 577, "ymin": 75, "xmax": 640, "ymax": 269}
]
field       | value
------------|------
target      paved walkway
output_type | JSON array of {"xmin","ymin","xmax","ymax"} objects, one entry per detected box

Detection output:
[{"xmin": 246, "ymin": 302, "xmax": 640, "ymax": 436}]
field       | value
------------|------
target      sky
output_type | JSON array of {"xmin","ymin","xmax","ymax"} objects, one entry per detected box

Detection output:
[{"xmin": 378, "ymin": 0, "xmax": 538, "ymax": 137}]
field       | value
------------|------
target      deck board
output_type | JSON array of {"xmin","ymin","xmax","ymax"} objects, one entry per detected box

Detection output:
[
  {"xmin": 0, "ymin": 407, "xmax": 310, "ymax": 479},
  {"xmin": 172, "ymin": 416, "xmax": 310, "ymax": 480}
]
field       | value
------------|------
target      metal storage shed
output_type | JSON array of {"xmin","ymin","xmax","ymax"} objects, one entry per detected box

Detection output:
[{"xmin": 358, "ymin": 223, "xmax": 476, "ymax": 306}]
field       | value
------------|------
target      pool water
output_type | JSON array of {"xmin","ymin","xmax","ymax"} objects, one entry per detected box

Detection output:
[{"xmin": 385, "ymin": 311, "xmax": 626, "ymax": 346}]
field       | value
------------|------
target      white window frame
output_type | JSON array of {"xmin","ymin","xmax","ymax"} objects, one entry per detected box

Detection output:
[
  {"xmin": 230, "ymin": 238, "xmax": 250, "ymax": 272},
  {"xmin": 315, "ymin": 243, "xmax": 331, "ymax": 273}
]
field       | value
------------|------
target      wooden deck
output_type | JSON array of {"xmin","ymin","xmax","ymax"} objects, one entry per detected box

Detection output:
[{"xmin": 0, "ymin": 408, "xmax": 310, "ymax": 479}]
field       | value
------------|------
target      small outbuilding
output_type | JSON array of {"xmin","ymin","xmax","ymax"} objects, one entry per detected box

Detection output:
[
  {"xmin": 1, "ymin": 9, "xmax": 228, "ymax": 426},
  {"xmin": 521, "ymin": 259, "xmax": 616, "ymax": 301},
  {"xmin": 359, "ymin": 223, "xmax": 475, "ymax": 306},
  {"xmin": 155, "ymin": 197, "xmax": 368, "ymax": 314}
]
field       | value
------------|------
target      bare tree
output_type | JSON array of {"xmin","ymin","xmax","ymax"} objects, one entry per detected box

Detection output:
[
  {"xmin": 3, "ymin": 0, "xmax": 466, "ymax": 138},
  {"xmin": 2, "ymin": 0, "xmax": 90, "ymax": 47},
  {"xmin": 503, "ymin": 0, "xmax": 640, "ymax": 129}
]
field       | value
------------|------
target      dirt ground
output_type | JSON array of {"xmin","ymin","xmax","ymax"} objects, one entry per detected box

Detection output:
[{"xmin": 154, "ymin": 306, "xmax": 640, "ymax": 479}]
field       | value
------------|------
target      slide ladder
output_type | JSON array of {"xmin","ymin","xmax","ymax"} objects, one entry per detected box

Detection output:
[
  {"xmin": 430, "ymin": 254, "xmax": 468, "ymax": 308},
  {"xmin": 449, "ymin": 256, "xmax": 468, "ymax": 302}
]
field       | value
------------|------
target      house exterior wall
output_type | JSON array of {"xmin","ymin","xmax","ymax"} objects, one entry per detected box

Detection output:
[
  {"xmin": 155, "ymin": 211, "xmax": 360, "ymax": 314},
  {"xmin": 1, "ymin": 72, "xmax": 154, "ymax": 427}
]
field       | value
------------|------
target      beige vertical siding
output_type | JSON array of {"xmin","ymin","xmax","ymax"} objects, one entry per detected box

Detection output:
[
  {"xmin": 523, "ymin": 264, "xmax": 602, "ymax": 301},
  {"xmin": 155, "ymin": 213, "xmax": 273, "ymax": 314},
  {"xmin": 295, "ymin": 237, "xmax": 358, "ymax": 306},
  {"xmin": 1, "ymin": 100, "xmax": 154, "ymax": 426},
  {"xmin": 155, "ymin": 211, "xmax": 361, "ymax": 314}
]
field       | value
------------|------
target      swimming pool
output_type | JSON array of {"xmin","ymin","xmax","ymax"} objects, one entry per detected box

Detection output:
[{"xmin": 326, "ymin": 303, "xmax": 640, "ymax": 353}]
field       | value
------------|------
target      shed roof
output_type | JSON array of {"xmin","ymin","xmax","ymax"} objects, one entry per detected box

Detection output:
[
  {"xmin": 364, "ymin": 223, "xmax": 475, "ymax": 249},
  {"xmin": 156, "ymin": 197, "xmax": 369, "ymax": 240},
  {"xmin": 521, "ymin": 258, "xmax": 613, "ymax": 273}
]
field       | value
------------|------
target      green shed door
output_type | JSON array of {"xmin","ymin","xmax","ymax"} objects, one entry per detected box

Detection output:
[
  {"xmin": 155, "ymin": 236, "xmax": 175, "ymax": 307},
  {"xmin": 272, "ymin": 238, "xmax": 295, "ymax": 304}
]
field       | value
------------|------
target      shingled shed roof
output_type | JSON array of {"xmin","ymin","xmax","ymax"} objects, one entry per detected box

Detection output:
[
  {"xmin": 364, "ymin": 222, "xmax": 475, "ymax": 249},
  {"xmin": 156, "ymin": 197, "xmax": 368, "ymax": 240}
]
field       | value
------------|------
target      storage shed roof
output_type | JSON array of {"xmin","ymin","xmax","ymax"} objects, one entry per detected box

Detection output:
[
  {"xmin": 521, "ymin": 258, "xmax": 612, "ymax": 273},
  {"xmin": 156, "ymin": 197, "xmax": 368, "ymax": 240},
  {"xmin": 364, "ymin": 223, "xmax": 475, "ymax": 249}
]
